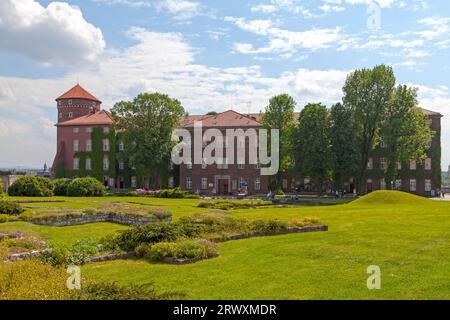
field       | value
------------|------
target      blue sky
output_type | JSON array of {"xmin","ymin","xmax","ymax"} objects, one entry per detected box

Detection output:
[{"xmin": 0, "ymin": 0, "xmax": 449, "ymax": 169}]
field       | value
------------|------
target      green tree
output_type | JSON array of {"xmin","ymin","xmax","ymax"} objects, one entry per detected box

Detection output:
[
  {"xmin": 343, "ymin": 65, "xmax": 396, "ymax": 193},
  {"xmin": 111, "ymin": 93, "xmax": 186, "ymax": 189},
  {"xmin": 382, "ymin": 85, "xmax": 433, "ymax": 189},
  {"xmin": 261, "ymin": 94, "xmax": 296, "ymax": 190},
  {"xmin": 329, "ymin": 103, "xmax": 358, "ymax": 191},
  {"xmin": 295, "ymin": 103, "xmax": 332, "ymax": 194}
]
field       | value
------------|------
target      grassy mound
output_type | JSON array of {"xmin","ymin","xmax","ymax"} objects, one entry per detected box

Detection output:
[{"xmin": 350, "ymin": 190, "xmax": 430, "ymax": 206}]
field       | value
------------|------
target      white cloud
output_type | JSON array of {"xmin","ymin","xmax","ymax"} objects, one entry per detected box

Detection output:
[
  {"xmin": 154, "ymin": 0, "xmax": 206, "ymax": 21},
  {"xmin": 251, "ymin": 4, "xmax": 279, "ymax": 13},
  {"xmin": 0, "ymin": 0, "xmax": 105, "ymax": 66},
  {"xmin": 225, "ymin": 16, "xmax": 343, "ymax": 55}
]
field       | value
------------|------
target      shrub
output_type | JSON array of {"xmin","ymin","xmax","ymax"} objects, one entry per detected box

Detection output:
[
  {"xmin": 52, "ymin": 178, "xmax": 71, "ymax": 196},
  {"xmin": 67, "ymin": 177, "xmax": 106, "ymax": 197},
  {"xmin": 149, "ymin": 239, "xmax": 218, "ymax": 261},
  {"xmin": 250, "ymin": 219, "xmax": 288, "ymax": 233},
  {"xmin": 42, "ymin": 238, "xmax": 99, "ymax": 266},
  {"xmin": 0, "ymin": 201, "xmax": 24, "ymax": 215},
  {"xmin": 135, "ymin": 243, "xmax": 152, "ymax": 257},
  {"xmin": 8, "ymin": 176, "xmax": 53, "ymax": 197},
  {"xmin": 0, "ymin": 214, "xmax": 11, "ymax": 223},
  {"xmin": 155, "ymin": 188, "xmax": 198, "ymax": 199},
  {"xmin": 150, "ymin": 209, "xmax": 172, "ymax": 221}
]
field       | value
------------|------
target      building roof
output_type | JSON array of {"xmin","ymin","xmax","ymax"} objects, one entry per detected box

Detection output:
[
  {"xmin": 56, "ymin": 84, "xmax": 101, "ymax": 103},
  {"xmin": 183, "ymin": 110, "xmax": 262, "ymax": 128},
  {"xmin": 420, "ymin": 107, "xmax": 443, "ymax": 117},
  {"xmin": 57, "ymin": 110, "xmax": 114, "ymax": 127}
]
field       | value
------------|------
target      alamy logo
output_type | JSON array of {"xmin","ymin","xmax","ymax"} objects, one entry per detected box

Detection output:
[
  {"xmin": 171, "ymin": 121, "xmax": 280, "ymax": 175},
  {"xmin": 367, "ymin": 265, "xmax": 381, "ymax": 290},
  {"xmin": 367, "ymin": 1, "xmax": 381, "ymax": 31},
  {"xmin": 66, "ymin": 265, "xmax": 81, "ymax": 290}
]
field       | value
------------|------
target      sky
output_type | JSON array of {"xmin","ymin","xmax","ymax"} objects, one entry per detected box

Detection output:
[{"xmin": 0, "ymin": 0, "xmax": 449, "ymax": 169}]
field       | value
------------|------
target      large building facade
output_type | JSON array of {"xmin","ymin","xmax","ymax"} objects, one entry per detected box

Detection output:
[{"xmin": 52, "ymin": 85, "xmax": 442, "ymax": 196}]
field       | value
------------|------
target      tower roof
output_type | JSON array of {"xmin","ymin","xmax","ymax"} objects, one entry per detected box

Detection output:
[
  {"xmin": 57, "ymin": 110, "xmax": 114, "ymax": 127},
  {"xmin": 56, "ymin": 84, "xmax": 101, "ymax": 103}
]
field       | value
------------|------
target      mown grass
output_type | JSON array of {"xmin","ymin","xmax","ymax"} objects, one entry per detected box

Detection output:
[
  {"xmin": 80, "ymin": 191, "xmax": 450, "ymax": 299},
  {"xmin": 3, "ymin": 191, "xmax": 450, "ymax": 299}
]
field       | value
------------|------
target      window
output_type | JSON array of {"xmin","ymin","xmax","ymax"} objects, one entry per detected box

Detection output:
[
  {"xmin": 425, "ymin": 179, "xmax": 432, "ymax": 192},
  {"xmin": 424, "ymin": 158, "xmax": 432, "ymax": 170},
  {"xmin": 380, "ymin": 158, "xmax": 388, "ymax": 170},
  {"xmin": 119, "ymin": 161, "xmax": 124, "ymax": 170},
  {"xmin": 201, "ymin": 159, "xmax": 207, "ymax": 169},
  {"xmin": 410, "ymin": 160, "xmax": 417, "ymax": 170},
  {"xmin": 254, "ymin": 177, "xmax": 261, "ymax": 190},
  {"xmin": 86, "ymin": 127, "xmax": 93, "ymax": 133},
  {"xmin": 73, "ymin": 140, "xmax": 79, "ymax": 152},
  {"xmin": 231, "ymin": 179, "xmax": 237, "ymax": 190},
  {"xmin": 73, "ymin": 158, "xmax": 79, "ymax": 170},
  {"xmin": 238, "ymin": 162, "xmax": 245, "ymax": 169},
  {"xmin": 186, "ymin": 177, "xmax": 192, "ymax": 189},
  {"xmin": 217, "ymin": 158, "xmax": 228, "ymax": 169},
  {"xmin": 254, "ymin": 162, "xmax": 260, "ymax": 169},
  {"xmin": 186, "ymin": 162, "xmax": 192, "ymax": 169},
  {"xmin": 103, "ymin": 139, "xmax": 110, "ymax": 151},
  {"xmin": 92, "ymin": 102, "xmax": 96, "ymax": 107},
  {"xmin": 68, "ymin": 112, "xmax": 73, "ymax": 118},
  {"xmin": 395, "ymin": 179, "xmax": 402, "ymax": 190},
  {"xmin": 168, "ymin": 177, "xmax": 174, "ymax": 189},
  {"xmin": 68, "ymin": 99, "xmax": 72, "ymax": 105},
  {"xmin": 131, "ymin": 176, "xmax": 137, "ymax": 188},
  {"xmin": 380, "ymin": 178, "xmax": 386, "ymax": 190},
  {"xmin": 103, "ymin": 157, "xmax": 109, "ymax": 171},
  {"xmin": 85, "ymin": 158, "xmax": 91, "ymax": 170},
  {"xmin": 59, "ymin": 113, "xmax": 62, "ymax": 119},
  {"xmin": 367, "ymin": 157, "xmax": 373, "ymax": 170},
  {"xmin": 239, "ymin": 177, "xmax": 246, "ymax": 188},
  {"xmin": 58, "ymin": 101, "xmax": 62, "ymax": 106},
  {"xmin": 103, "ymin": 127, "xmax": 109, "ymax": 133},
  {"xmin": 380, "ymin": 135, "xmax": 386, "ymax": 148},
  {"xmin": 282, "ymin": 179, "xmax": 288, "ymax": 189},
  {"xmin": 201, "ymin": 177, "xmax": 208, "ymax": 190},
  {"xmin": 86, "ymin": 140, "xmax": 92, "ymax": 152},
  {"xmin": 410, "ymin": 179, "xmax": 417, "ymax": 192},
  {"xmin": 118, "ymin": 142, "xmax": 124, "ymax": 151},
  {"xmin": 73, "ymin": 127, "xmax": 79, "ymax": 133}
]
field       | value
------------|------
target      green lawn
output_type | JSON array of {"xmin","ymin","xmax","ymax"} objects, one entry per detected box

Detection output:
[
  {"xmin": 81, "ymin": 192, "xmax": 450, "ymax": 299},
  {"xmin": 3, "ymin": 191, "xmax": 450, "ymax": 299}
]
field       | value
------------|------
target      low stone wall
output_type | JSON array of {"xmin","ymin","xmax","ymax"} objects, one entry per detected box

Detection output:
[
  {"xmin": 8, "ymin": 249, "xmax": 52, "ymax": 262},
  {"xmin": 212, "ymin": 225, "xmax": 328, "ymax": 243},
  {"xmin": 26, "ymin": 212, "xmax": 171, "ymax": 227},
  {"xmin": 86, "ymin": 252, "xmax": 135, "ymax": 263}
]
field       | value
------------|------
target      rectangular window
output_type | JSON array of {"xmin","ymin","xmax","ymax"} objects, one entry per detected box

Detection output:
[
  {"xmin": 238, "ymin": 163, "xmax": 245, "ymax": 169},
  {"xmin": 73, "ymin": 127, "xmax": 79, "ymax": 133},
  {"xmin": 68, "ymin": 112, "xmax": 73, "ymax": 118},
  {"xmin": 168, "ymin": 177, "xmax": 174, "ymax": 189},
  {"xmin": 395, "ymin": 179, "xmax": 402, "ymax": 190},
  {"xmin": 425, "ymin": 158, "xmax": 432, "ymax": 170},
  {"xmin": 231, "ymin": 179, "xmax": 237, "ymax": 190},
  {"xmin": 186, "ymin": 177, "xmax": 192, "ymax": 189},
  {"xmin": 73, "ymin": 140, "xmax": 79, "ymax": 152},
  {"xmin": 380, "ymin": 135, "xmax": 386, "ymax": 148},
  {"xmin": 239, "ymin": 177, "xmax": 246, "ymax": 189},
  {"xmin": 86, "ymin": 140, "xmax": 92, "ymax": 152},
  {"xmin": 73, "ymin": 158, "xmax": 79, "ymax": 170},
  {"xmin": 103, "ymin": 127, "xmax": 109, "ymax": 133},
  {"xmin": 425, "ymin": 179, "xmax": 432, "ymax": 192},
  {"xmin": 186, "ymin": 162, "xmax": 192, "ymax": 169},
  {"xmin": 410, "ymin": 179, "xmax": 417, "ymax": 192},
  {"xmin": 68, "ymin": 99, "xmax": 72, "ymax": 106},
  {"xmin": 118, "ymin": 142, "xmax": 124, "ymax": 151},
  {"xmin": 380, "ymin": 158, "xmax": 388, "ymax": 170},
  {"xmin": 119, "ymin": 161, "xmax": 124, "ymax": 170},
  {"xmin": 86, "ymin": 127, "xmax": 93, "ymax": 133},
  {"xmin": 254, "ymin": 177, "xmax": 261, "ymax": 190},
  {"xmin": 85, "ymin": 158, "xmax": 91, "ymax": 170},
  {"xmin": 380, "ymin": 178, "xmax": 386, "ymax": 190},
  {"xmin": 59, "ymin": 112, "xmax": 62, "ymax": 119},
  {"xmin": 217, "ymin": 158, "xmax": 228, "ymax": 169},
  {"xmin": 201, "ymin": 159, "xmax": 207, "ymax": 169},
  {"xmin": 410, "ymin": 160, "xmax": 417, "ymax": 170},
  {"xmin": 282, "ymin": 179, "xmax": 288, "ymax": 189},
  {"xmin": 103, "ymin": 139, "xmax": 110, "ymax": 152},
  {"xmin": 201, "ymin": 177, "xmax": 208, "ymax": 190},
  {"xmin": 103, "ymin": 157, "xmax": 109, "ymax": 171},
  {"xmin": 131, "ymin": 176, "xmax": 137, "ymax": 188},
  {"xmin": 367, "ymin": 157, "xmax": 373, "ymax": 170}
]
